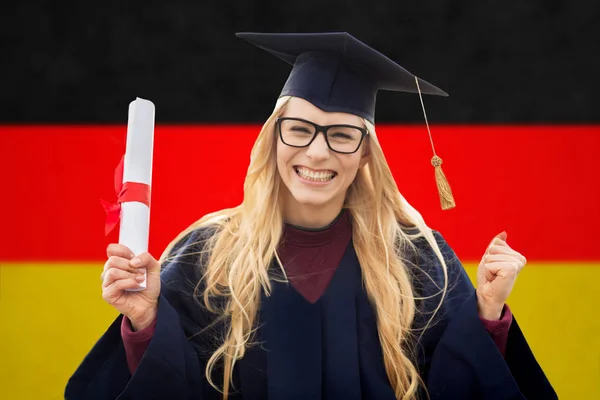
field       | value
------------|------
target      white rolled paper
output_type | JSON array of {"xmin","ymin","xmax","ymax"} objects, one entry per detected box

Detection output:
[{"xmin": 120, "ymin": 97, "xmax": 155, "ymax": 291}]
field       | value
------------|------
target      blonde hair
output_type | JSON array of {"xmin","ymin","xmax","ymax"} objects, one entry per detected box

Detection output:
[{"xmin": 160, "ymin": 96, "xmax": 449, "ymax": 399}]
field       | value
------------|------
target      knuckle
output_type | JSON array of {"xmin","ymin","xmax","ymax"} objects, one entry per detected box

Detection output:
[
  {"xmin": 107, "ymin": 243, "xmax": 120, "ymax": 256},
  {"xmin": 105, "ymin": 268, "xmax": 120, "ymax": 280},
  {"xmin": 109, "ymin": 280, "xmax": 123, "ymax": 293},
  {"xmin": 107, "ymin": 256, "xmax": 120, "ymax": 266},
  {"xmin": 140, "ymin": 252, "xmax": 154, "ymax": 264}
]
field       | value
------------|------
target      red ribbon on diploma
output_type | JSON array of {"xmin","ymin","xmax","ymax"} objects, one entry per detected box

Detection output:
[{"xmin": 100, "ymin": 156, "xmax": 151, "ymax": 236}]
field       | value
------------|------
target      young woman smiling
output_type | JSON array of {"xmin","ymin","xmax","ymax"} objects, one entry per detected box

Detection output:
[{"xmin": 66, "ymin": 32, "xmax": 556, "ymax": 400}]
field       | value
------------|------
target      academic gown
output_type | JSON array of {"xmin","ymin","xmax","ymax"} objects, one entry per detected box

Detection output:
[{"xmin": 65, "ymin": 227, "xmax": 557, "ymax": 399}]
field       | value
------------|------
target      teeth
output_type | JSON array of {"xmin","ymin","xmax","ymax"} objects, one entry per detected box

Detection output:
[{"xmin": 296, "ymin": 167, "xmax": 335, "ymax": 182}]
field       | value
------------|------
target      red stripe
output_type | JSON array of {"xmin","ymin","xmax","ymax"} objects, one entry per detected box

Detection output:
[{"xmin": 1, "ymin": 125, "xmax": 598, "ymax": 262}]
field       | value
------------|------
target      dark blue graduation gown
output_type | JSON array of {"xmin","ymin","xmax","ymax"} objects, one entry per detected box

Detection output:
[{"xmin": 65, "ymin": 228, "xmax": 557, "ymax": 399}]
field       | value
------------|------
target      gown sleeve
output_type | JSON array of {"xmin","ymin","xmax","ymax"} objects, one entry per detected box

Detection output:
[
  {"xmin": 415, "ymin": 231, "xmax": 557, "ymax": 399},
  {"xmin": 64, "ymin": 227, "xmax": 222, "ymax": 400}
]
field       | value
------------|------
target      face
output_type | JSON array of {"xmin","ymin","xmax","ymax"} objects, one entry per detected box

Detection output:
[{"xmin": 277, "ymin": 97, "xmax": 370, "ymax": 220}]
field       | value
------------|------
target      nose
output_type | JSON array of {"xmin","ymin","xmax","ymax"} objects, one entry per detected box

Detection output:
[{"xmin": 305, "ymin": 131, "xmax": 330, "ymax": 161}]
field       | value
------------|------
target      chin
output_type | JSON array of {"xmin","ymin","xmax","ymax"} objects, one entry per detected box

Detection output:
[{"xmin": 290, "ymin": 191, "xmax": 336, "ymax": 207}]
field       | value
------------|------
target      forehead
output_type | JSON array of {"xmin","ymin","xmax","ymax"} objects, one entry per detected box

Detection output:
[{"xmin": 282, "ymin": 97, "xmax": 364, "ymax": 126}]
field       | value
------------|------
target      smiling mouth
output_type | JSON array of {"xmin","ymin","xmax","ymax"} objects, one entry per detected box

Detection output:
[{"xmin": 294, "ymin": 166, "xmax": 337, "ymax": 182}]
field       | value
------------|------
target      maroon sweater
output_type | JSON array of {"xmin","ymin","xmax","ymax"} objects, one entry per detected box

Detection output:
[{"xmin": 122, "ymin": 213, "xmax": 512, "ymax": 373}]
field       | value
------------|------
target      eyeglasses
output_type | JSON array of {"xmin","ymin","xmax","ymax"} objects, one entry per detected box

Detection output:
[{"xmin": 276, "ymin": 117, "xmax": 369, "ymax": 154}]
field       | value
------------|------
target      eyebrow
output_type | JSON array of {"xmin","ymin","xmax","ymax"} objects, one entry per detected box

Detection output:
[{"xmin": 284, "ymin": 116, "xmax": 364, "ymax": 127}]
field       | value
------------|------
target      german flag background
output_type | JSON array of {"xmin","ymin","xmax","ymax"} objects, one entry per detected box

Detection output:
[{"xmin": 1, "ymin": 2, "xmax": 599, "ymax": 399}]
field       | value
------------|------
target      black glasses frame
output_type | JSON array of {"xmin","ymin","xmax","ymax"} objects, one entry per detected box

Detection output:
[{"xmin": 276, "ymin": 117, "xmax": 369, "ymax": 154}]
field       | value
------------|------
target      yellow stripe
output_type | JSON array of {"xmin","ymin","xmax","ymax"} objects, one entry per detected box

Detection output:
[
  {"xmin": 1, "ymin": 263, "xmax": 598, "ymax": 399},
  {"xmin": 0, "ymin": 264, "xmax": 118, "ymax": 400}
]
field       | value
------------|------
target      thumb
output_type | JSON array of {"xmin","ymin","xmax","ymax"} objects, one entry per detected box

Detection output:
[
  {"xmin": 129, "ymin": 252, "xmax": 161, "ymax": 296},
  {"xmin": 483, "ymin": 231, "xmax": 508, "ymax": 257},
  {"xmin": 488, "ymin": 231, "xmax": 508, "ymax": 248},
  {"xmin": 496, "ymin": 231, "xmax": 508, "ymax": 242},
  {"xmin": 129, "ymin": 252, "xmax": 161, "ymax": 273}
]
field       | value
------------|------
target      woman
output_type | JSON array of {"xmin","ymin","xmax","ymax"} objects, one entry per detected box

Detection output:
[{"xmin": 66, "ymin": 33, "xmax": 556, "ymax": 399}]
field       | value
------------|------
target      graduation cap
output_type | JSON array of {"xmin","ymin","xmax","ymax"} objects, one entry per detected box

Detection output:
[{"xmin": 236, "ymin": 32, "xmax": 455, "ymax": 210}]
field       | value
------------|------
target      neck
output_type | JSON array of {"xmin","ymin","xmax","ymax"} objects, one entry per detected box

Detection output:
[{"xmin": 283, "ymin": 198, "xmax": 346, "ymax": 229}]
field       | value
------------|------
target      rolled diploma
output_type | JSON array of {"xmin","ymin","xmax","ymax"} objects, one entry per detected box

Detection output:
[{"xmin": 120, "ymin": 97, "xmax": 155, "ymax": 291}]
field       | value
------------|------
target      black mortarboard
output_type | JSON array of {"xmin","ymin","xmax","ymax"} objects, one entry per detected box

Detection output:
[
  {"xmin": 235, "ymin": 32, "xmax": 448, "ymax": 123},
  {"xmin": 236, "ymin": 31, "xmax": 456, "ymax": 210}
]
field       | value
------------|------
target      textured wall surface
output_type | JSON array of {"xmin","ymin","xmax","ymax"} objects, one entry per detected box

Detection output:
[{"xmin": 1, "ymin": 0, "xmax": 599, "ymax": 122}]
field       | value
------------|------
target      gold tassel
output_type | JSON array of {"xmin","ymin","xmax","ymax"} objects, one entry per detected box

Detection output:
[
  {"xmin": 431, "ymin": 155, "xmax": 456, "ymax": 210},
  {"xmin": 414, "ymin": 76, "xmax": 456, "ymax": 210}
]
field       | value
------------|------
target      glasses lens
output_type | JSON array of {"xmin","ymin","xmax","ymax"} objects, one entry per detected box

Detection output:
[
  {"xmin": 280, "ymin": 119, "xmax": 316, "ymax": 147},
  {"xmin": 279, "ymin": 119, "xmax": 364, "ymax": 153},
  {"xmin": 327, "ymin": 126, "xmax": 363, "ymax": 153}
]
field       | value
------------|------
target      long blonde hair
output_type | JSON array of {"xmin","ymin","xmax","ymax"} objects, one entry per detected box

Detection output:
[{"xmin": 160, "ymin": 96, "xmax": 449, "ymax": 399}]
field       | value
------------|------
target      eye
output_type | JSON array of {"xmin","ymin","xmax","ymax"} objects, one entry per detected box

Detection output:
[
  {"xmin": 281, "ymin": 119, "xmax": 314, "ymax": 135},
  {"xmin": 328, "ymin": 126, "xmax": 361, "ymax": 142},
  {"xmin": 330, "ymin": 132, "xmax": 353, "ymax": 140},
  {"xmin": 290, "ymin": 125, "xmax": 312, "ymax": 134}
]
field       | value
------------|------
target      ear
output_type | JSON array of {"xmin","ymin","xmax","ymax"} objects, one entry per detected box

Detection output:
[{"xmin": 358, "ymin": 140, "xmax": 371, "ymax": 169}]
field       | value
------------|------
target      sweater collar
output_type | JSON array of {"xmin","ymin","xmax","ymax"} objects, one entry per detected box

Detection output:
[{"xmin": 282, "ymin": 209, "xmax": 351, "ymax": 246}]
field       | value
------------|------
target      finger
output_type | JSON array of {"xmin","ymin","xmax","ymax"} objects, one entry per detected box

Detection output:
[
  {"xmin": 484, "ymin": 255, "xmax": 525, "ymax": 272},
  {"xmin": 485, "ymin": 254, "xmax": 521, "ymax": 263},
  {"xmin": 491, "ymin": 231, "xmax": 507, "ymax": 245},
  {"xmin": 102, "ymin": 278, "xmax": 144, "ymax": 303},
  {"xmin": 485, "ymin": 261, "xmax": 522, "ymax": 278},
  {"xmin": 102, "ymin": 267, "xmax": 145, "ymax": 288},
  {"xmin": 489, "ymin": 237, "xmax": 509, "ymax": 250},
  {"xmin": 107, "ymin": 244, "xmax": 136, "ymax": 260},
  {"xmin": 488, "ymin": 245, "xmax": 527, "ymax": 265},
  {"xmin": 485, "ymin": 232, "xmax": 508, "ymax": 253},
  {"xmin": 101, "ymin": 256, "xmax": 140, "ymax": 280}
]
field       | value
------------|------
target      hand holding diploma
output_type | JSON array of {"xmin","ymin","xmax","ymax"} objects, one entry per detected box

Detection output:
[
  {"xmin": 120, "ymin": 98, "xmax": 155, "ymax": 291},
  {"xmin": 101, "ymin": 244, "xmax": 160, "ymax": 331},
  {"xmin": 101, "ymin": 97, "xmax": 155, "ymax": 291},
  {"xmin": 99, "ymin": 98, "xmax": 160, "ymax": 329}
]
